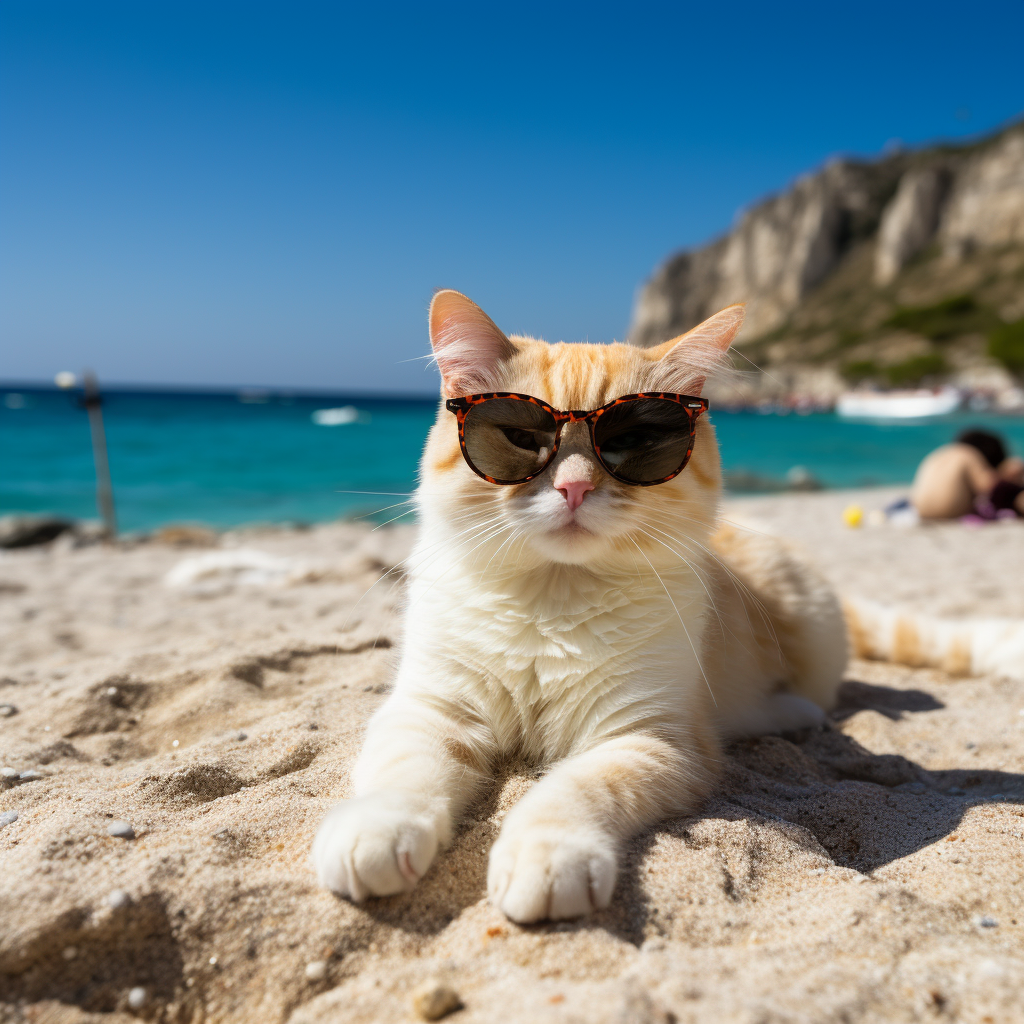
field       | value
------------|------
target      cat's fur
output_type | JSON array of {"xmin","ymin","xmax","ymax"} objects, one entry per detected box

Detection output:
[
  {"xmin": 844, "ymin": 597, "xmax": 1024, "ymax": 681},
  {"xmin": 312, "ymin": 291, "xmax": 848, "ymax": 923}
]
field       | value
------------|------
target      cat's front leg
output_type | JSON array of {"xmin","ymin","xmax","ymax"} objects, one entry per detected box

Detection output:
[
  {"xmin": 313, "ymin": 693, "xmax": 495, "ymax": 900},
  {"xmin": 488, "ymin": 731, "xmax": 716, "ymax": 923}
]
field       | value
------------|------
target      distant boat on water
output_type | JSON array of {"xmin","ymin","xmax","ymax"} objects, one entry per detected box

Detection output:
[
  {"xmin": 836, "ymin": 387, "xmax": 961, "ymax": 420},
  {"xmin": 312, "ymin": 405, "xmax": 364, "ymax": 426}
]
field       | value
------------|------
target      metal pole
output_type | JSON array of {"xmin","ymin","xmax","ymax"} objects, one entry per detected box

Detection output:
[{"xmin": 82, "ymin": 371, "xmax": 117, "ymax": 538}]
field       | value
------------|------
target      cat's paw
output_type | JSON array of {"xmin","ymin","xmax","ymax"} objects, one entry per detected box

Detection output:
[
  {"xmin": 311, "ymin": 792, "xmax": 439, "ymax": 901},
  {"xmin": 487, "ymin": 823, "xmax": 616, "ymax": 923}
]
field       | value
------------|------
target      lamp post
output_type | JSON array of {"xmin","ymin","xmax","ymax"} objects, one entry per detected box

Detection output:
[{"xmin": 56, "ymin": 370, "xmax": 118, "ymax": 538}]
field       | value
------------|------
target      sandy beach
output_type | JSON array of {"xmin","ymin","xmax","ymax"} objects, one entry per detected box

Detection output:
[{"xmin": 2, "ymin": 489, "xmax": 1023, "ymax": 1024}]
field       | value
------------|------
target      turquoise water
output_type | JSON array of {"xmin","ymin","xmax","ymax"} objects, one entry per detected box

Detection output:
[{"xmin": 3, "ymin": 386, "xmax": 1024, "ymax": 532}]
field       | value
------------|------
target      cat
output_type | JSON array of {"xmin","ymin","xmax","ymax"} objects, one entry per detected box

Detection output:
[{"xmin": 311, "ymin": 290, "xmax": 849, "ymax": 923}]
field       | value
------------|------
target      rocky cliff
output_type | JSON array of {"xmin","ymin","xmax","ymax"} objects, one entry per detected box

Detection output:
[{"xmin": 630, "ymin": 122, "xmax": 1024, "ymax": 405}]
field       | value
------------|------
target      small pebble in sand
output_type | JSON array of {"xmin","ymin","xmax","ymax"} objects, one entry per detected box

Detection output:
[
  {"xmin": 1, "ymin": 767, "xmax": 17, "ymax": 779},
  {"xmin": 976, "ymin": 958, "xmax": 1005, "ymax": 979},
  {"xmin": 236, "ymin": 732, "xmax": 248, "ymax": 741},
  {"xmin": 107, "ymin": 889, "xmax": 131, "ymax": 909},
  {"xmin": 0, "ymin": 810, "xmax": 18, "ymax": 827},
  {"xmin": 208, "ymin": 955, "xmax": 218, "ymax": 966},
  {"xmin": 172, "ymin": 740, "xmax": 180, "ymax": 748},
  {"xmin": 127, "ymin": 986, "xmax": 148, "ymax": 1010},
  {"xmin": 106, "ymin": 687, "xmax": 118, "ymax": 697},
  {"xmin": 411, "ymin": 978, "xmax": 461, "ymax": 1020},
  {"xmin": 107, "ymin": 820, "xmax": 136, "ymax": 839},
  {"xmin": 18, "ymin": 769, "xmax": 41, "ymax": 782},
  {"xmin": 0, "ymin": 703, "xmax": 18, "ymax": 717},
  {"xmin": 977, "ymin": 915, "xmax": 999, "ymax": 928},
  {"xmin": 62, "ymin": 946, "xmax": 78, "ymax": 960},
  {"xmin": 304, "ymin": 960, "xmax": 328, "ymax": 981}
]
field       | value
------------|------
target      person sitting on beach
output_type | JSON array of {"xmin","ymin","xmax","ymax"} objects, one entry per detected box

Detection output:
[{"xmin": 911, "ymin": 428, "xmax": 1024, "ymax": 520}]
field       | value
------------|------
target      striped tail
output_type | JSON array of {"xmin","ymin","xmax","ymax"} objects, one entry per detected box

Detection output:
[{"xmin": 843, "ymin": 597, "xmax": 1024, "ymax": 682}]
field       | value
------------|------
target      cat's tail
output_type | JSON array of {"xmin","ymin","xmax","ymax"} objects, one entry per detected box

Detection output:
[{"xmin": 842, "ymin": 596, "xmax": 1024, "ymax": 681}]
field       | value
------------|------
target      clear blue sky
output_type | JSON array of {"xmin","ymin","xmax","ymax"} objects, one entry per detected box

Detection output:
[{"xmin": 2, "ymin": 2, "xmax": 1022, "ymax": 394}]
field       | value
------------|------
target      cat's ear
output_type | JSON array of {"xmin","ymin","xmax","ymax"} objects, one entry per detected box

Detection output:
[
  {"xmin": 648, "ymin": 304, "xmax": 745, "ymax": 394},
  {"xmin": 429, "ymin": 290, "xmax": 517, "ymax": 397}
]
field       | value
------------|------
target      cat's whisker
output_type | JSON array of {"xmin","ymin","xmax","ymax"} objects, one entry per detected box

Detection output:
[
  {"xmin": 393, "ymin": 353, "xmax": 443, "ymax": 364},
  {"xmin": 410, "ymin": 499, "xmax": 509, "ymax": 533},
  {"xmin": 634, "ymin": 525, "xmax": 771, "ymax": 663},
  {"xmin": 375, "ymin": 487, "xmax": 503, "ymax": 531},
  {"xmin": 636, "ymin": 526, "xmax": 750, "ymax": 650},
  {"xmin": 352, "ymin": 498, "xmax": 417, "ymax": 520},
  {"xmin": 408, "ymin": 507, "xmax": 513, "ymax": 562},
  {"xmin": 665, "ymin": 526, "xmax": 782, "ymax": 640},
  {"xmin": 403, "ymin": 518, "xmax": 516, "ymax": 614},
  {"xmin": 371, "ymin": 507, "xmax": 419, "ymax": 530},
  {"xmin": 628, "ymin": 537, "xmax": 716, "ymax": 707},
  {"xmin": 633, "ymin": 526, "xmax": 729, "ymax": 631},
  {"xmin": 642, "ymin": 511, "xmax": 771, "ymax": 599},
  {"xmin": 412, "ymin": 514, "xmax": 510, "ymax": 563},
  {"xmin": 481, "ymin": 525, "xmax": 522, "ymax": 578},
  {"xmin": 333, "ymin": 490, "xmax": 416, "ymax": 496},
  {"xmin": 641, "ymin": 512, "xmax": 784, "ymax": 656},
  {"xmin": 624, "ymin": 545, "xmax": 646, "ymax": 588},
  {"xmin": 495, "ymin": 529, "xmax": 523, "ymax": 572},
  {"xmin": 338, "ymin": 512, "xmax": 510, "ymax": 632}
]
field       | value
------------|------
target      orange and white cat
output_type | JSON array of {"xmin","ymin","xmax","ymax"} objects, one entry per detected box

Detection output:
[{"xmin": 312, "ymin": 291, "xmax": 848, "ymax": 922}]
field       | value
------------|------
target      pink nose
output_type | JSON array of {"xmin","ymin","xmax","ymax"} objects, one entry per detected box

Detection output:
[{"xmin": 557, "ymin": 479, "xmax": 594, "ymax": 512}]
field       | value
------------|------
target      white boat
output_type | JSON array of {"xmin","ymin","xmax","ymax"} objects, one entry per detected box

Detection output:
[
  {"xmin": 835, "ymin": 386, "xmax": 961, "ymax": 420},
  {"xmin": 312, "ymin": 405, "xmax": 362, "ymax": 426}
]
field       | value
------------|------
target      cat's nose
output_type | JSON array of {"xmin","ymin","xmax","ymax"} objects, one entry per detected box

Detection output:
[{"xmin": 557, "ymin": 479, "xmax": 594, "ymax": 511}]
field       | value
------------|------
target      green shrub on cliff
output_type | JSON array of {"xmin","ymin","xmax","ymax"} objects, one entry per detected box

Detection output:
[
  {"xmin": 885, "ymin": 295, "xmax": 997, "ymax": 340},
  {"xmin": 841, "ymin": 354, "xmax": 948, "ymax": 387},
  {"xmin": 988, "ymin": 319, "xmax": 1024, "ymax": 372},
  {"xmin": 884, "ymin": 354, "xmax": 948, "ymax": 386},
  {"xmin": 841, "ymin": 359, "xmax": 879, "ymax": 382}
]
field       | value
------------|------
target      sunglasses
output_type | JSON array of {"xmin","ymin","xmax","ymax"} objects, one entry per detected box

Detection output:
[{"xmin": 445, "ymin": 391, "xmax": 709, "ymax": 486}]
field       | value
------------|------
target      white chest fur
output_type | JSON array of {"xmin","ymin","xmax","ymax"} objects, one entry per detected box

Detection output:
[{"xmin": 400, "ymin": 556, "xmax": 708, "ymax": 757}]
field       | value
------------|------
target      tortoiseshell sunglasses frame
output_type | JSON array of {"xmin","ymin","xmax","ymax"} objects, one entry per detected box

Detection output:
[{"xmin": 445, "ymin": 391, "xmax": 710, "ymax": 486}]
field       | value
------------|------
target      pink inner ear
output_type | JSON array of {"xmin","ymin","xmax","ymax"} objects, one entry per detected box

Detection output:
[
  {"xmin": 429, "ymin": 290, "xmax": 515, "ymax": 396},
  {"xmin": 653, "ymin": 304, "xmax": 745, "ymax": 394}
]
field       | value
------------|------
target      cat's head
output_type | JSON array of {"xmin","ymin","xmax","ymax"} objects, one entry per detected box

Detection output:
[{"xmin": 418, "ymin": 291, "xmax": 743, "ymax": 569}]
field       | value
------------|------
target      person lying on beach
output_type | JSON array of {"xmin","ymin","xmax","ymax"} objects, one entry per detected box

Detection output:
[{"xmin": 911, "ymin": 428, "xmax": 1024, "ymax": 520}]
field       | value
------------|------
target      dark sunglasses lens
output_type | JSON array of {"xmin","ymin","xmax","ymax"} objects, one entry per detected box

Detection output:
[
  {"xmin": 593, "ymin": 398, "xmax": 696, "ymax": 483},
  {"xmin": 463, "ymin": 399, "xmax": 558, "ymax": 482}
]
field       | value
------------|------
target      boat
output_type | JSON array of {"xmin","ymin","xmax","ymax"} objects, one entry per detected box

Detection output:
[
  {"xmin": 835, "ymin": 386, "xmax": 961, "ymax": 420},
  {"xmin": 312, "ymin": 405, "xmax": 362, "ymax": 426}
]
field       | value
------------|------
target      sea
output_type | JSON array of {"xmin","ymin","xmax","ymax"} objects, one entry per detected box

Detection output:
[{"xmin": 4, "ymin": 385, "xmax": 1024, "ymax": 533}]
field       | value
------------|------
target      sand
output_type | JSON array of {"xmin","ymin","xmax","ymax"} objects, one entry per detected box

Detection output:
[{"xmin": 1, "ymin": 490, "xmax": 1023, "ymax": 1024}]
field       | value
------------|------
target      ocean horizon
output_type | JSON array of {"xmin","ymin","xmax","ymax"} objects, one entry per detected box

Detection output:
[{"xmin": 5, "ymin": 383, "xmax": 1024, "ymax": 533}]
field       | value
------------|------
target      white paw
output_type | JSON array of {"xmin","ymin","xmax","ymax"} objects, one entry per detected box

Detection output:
[
  {"xmin": 487, "ymin": 823, "xmax": 616, "ymax": 923},
  {"xmin": 311, "ymin": 792, "xmax": 439, "ymax": 901}
]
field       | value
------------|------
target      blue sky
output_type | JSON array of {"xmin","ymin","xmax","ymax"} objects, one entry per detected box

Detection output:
[{"xmin": 2, "ymin": 2, "xmax": 1023, "ymax": 394}]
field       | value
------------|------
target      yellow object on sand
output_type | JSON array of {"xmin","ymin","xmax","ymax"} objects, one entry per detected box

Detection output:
[{"xmin": 843, "ymin": 504, "xmax": 864, "ymax": 528}]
